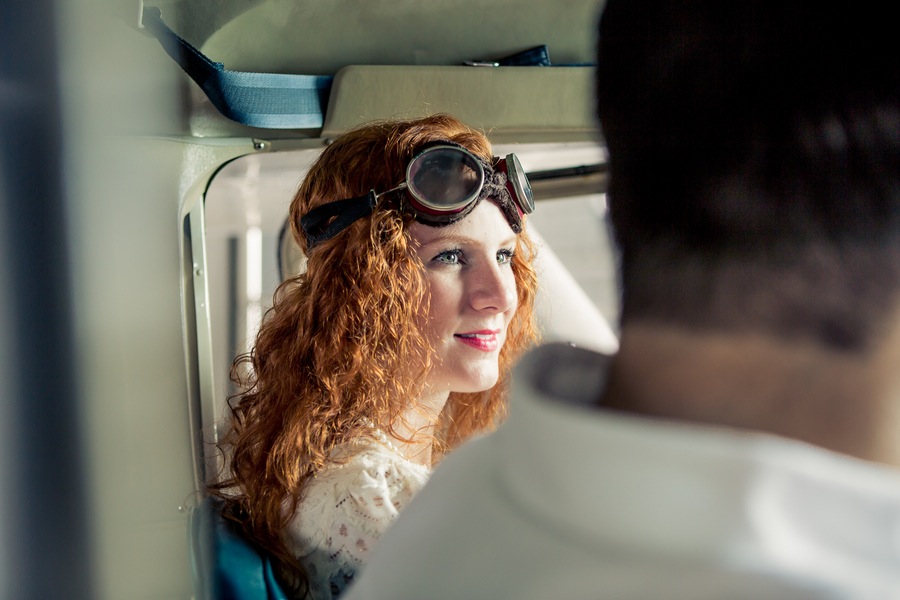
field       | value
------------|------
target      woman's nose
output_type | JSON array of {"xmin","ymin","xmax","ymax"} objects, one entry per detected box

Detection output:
[{"xmin": 468, "ymin": 261, "xmax": 517, "ymax": 313}]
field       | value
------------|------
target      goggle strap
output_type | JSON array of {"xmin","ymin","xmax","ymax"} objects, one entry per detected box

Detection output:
[
  {"xmin": 492, "ymin": 196, "xmax": 524, "ymax": 234},
  {"xmin": 301, "ymin": 191, "xmax": 378, "ymax": 248}
]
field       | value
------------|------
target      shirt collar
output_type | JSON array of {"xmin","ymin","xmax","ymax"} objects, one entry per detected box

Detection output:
[{"xmin": 498, "ymin": 343, "xmax": 900, "ymax": 582}]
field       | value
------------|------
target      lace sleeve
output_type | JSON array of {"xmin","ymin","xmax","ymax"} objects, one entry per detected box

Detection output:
[{"xmin": 285, "ymin": 444, "xmax": 430, "ymax": 599}]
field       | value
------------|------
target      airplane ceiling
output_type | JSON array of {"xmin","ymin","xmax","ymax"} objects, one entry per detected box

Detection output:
[{"xmin": 153, "ymin": 0, "xmax": 602, "ymax": 75}]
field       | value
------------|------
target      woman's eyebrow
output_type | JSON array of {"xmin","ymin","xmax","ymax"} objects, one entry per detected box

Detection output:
[
  {"xmin": 417, "ymin": 233, "xmax": 478, "ymax": 248},
  {"xmin": 418, "ymin": 233, "xmax": 517, "ymax": 250}
]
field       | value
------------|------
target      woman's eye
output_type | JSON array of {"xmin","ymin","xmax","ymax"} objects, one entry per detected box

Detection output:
[
  {"xmin": 432, "ymin": 249, "xmax": 463, "ymax": 265},
  {"xmin": 497, "ymin": 249, "xmax": 515, "ymax": 265}
]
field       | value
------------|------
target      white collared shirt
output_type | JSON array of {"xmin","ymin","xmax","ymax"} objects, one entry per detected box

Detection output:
[{"xmin": 345, "ymin": 343, "xmax": 900, "ymax": 599}]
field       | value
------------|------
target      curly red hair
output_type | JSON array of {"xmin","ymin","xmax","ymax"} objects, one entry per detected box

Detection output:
[{"xmin": 210, "ymin": 114, "xmax": 539, "ymax": 596}]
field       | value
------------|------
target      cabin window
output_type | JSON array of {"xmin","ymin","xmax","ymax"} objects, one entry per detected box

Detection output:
[{"xmin": 201, "ymin": 142, "xmax": 618, "ymax": 429}]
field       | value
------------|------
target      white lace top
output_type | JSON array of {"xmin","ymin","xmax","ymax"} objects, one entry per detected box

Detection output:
[{"xmin": 283, "ymin": 431, "xmax": 431, "ymax": 599}]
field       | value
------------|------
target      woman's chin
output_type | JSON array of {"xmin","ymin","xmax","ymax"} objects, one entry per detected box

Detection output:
[{"xmin": 453, "ymin": 369, "xmax": 501, "ymax": 394}]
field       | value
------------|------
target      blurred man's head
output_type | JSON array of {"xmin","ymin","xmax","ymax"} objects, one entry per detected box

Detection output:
[{"xmin": 595, "ymin": 1, "xmax": 900, "ymax": 352}]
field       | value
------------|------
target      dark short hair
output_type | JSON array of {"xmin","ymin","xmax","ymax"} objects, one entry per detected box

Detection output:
[{"xmin": 595, "ymin": 0, "xmax": 900, "ymax": 350}]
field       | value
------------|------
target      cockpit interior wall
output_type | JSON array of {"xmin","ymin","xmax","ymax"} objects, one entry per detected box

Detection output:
[
  {"xmin": 0, "ymin": 2, "xmax": 93, "ymax": 599},
  {"xmin": 16, "ymin": 0, "xmax": 196, "ymax": 598}
]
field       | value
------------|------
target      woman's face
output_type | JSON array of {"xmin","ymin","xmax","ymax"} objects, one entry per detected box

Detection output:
[{"xmin": 409, "ymin": 200, "xmax": 519, "ymax": 399}]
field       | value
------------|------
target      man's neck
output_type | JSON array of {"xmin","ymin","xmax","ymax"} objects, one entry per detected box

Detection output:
[{"xmin": 602, "ymin": 322, "xmax": 900, "ymax": 467}]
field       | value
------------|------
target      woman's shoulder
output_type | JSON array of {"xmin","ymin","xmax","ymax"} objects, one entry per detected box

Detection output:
[
  {"xmin": 313, "ymin": 438, "xmax": 431, "ymax": 496},
  {"xmin": 284, "ymin": 437, "xmax": 431, "ymax": 570}
]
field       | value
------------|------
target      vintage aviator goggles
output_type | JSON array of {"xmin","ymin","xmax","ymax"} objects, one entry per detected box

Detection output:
[{"xmin": 301, "ymin": 141, "xmax": 535, "ymax": 249}]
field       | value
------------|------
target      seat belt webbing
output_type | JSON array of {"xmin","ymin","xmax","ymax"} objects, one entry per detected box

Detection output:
[{"xmin": 141, "ymin": 7, "xmax": 333, "ymax": 129}]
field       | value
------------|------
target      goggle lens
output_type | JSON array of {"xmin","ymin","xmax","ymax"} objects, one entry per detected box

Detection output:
[
  {"xmin": 406, "ymin": 146, "xmax": 485, "ymax": 214},
  {"xmin": 502, "ymin": 153, "xmax": 535, "ymax": 216}
]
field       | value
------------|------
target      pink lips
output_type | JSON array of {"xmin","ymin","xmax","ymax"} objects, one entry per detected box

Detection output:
[{"xmin": 454, "ymin": 329, "xmax": 501, "ymax": 352}]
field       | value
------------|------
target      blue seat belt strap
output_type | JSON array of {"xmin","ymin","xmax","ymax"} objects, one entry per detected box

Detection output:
[{"xmin": 141, "ymin": 7, "xmax": 333, "ymax": 129}]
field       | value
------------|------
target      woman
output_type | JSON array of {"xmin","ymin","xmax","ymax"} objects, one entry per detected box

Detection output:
[{"xmin": 211, "ymin": 114, "xmax": 539, "ymax": 599}]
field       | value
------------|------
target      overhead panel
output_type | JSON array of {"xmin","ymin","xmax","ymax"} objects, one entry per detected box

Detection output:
[
  {"xmin": 199, "ymin": 0, "xmax": 600, "ymax": 74},
  {"xmin": 322, "ymin": 65, "xmax": 597, "ymax": 142},
  {"xmin": 149, "ymin": 0, "xmax": 604, "ymax": 141}
]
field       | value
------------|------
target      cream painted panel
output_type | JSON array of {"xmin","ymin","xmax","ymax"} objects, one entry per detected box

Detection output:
[
  {"xmin": 198, "ymin": 0, "xmax": 602, "ymax": 74},
  {"xmin": 61, "ymin": 2, "xmax": 197, "ymax": 598},
  {"xmin": 323, "ymin": 65, "xmax": 597, "ymax": 142}
]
